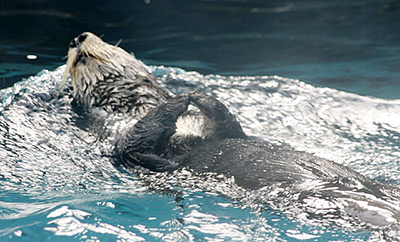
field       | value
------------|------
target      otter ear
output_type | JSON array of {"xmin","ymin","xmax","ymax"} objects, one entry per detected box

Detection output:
[
  {"xmin": 190, "ymin": 92, "xmax": 246, "ymax": 139},
  {"xmin": 115, "ymin": 94, "xmax": 189, "ymax": 171}
]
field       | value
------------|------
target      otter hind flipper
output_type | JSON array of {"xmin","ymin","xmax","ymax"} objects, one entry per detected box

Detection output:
[
  {"xmin": 116, "ymin": 94, "xmax": 189, "ymax": 170},
  {"xmin": 190, "ymin": 92, "xmax": 246, "ymax": 139}
]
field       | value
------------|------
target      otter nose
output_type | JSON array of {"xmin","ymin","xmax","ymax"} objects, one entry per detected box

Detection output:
[{"xmin": 69, "ymin": 33, "xmax": 88, "ymax": 48}]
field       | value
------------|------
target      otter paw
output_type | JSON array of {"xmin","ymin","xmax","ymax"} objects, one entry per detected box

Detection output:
[{"xmin": 189, "ymin": 91, "xmax": 228, "ymax": 121}]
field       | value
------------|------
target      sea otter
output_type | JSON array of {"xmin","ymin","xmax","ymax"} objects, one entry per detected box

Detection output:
[{"xmin": 64, "ymin": 32, "xmax": 400, "ymax": 228}]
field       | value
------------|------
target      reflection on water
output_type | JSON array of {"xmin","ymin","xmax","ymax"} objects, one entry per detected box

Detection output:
[{"xmin": 1, "ymin": 0, "xmax": 400, "ymax": 98}]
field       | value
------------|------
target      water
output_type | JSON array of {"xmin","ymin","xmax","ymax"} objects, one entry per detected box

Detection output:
[
  {"xmin": 0, "ymin": 65, "xmax": 399, "ymax": 241},
  {"xmin": 1, "ymin": 0, "xmax": 400, "ymax": 97},
  {"xmin": 1, "ymin": 0, "xmax": 400, "ymax": 241}
]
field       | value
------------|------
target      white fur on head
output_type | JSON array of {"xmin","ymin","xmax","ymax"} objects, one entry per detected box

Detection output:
[{"xmin": 62, "ymin": 32, "xmax": 151, "ymax": 108}]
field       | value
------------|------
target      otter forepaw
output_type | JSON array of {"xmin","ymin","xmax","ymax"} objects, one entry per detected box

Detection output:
[
  {"xmin": 162, "ymin": 94, "xmax": 190, "ymax": 117},
  {"xmin": 115, "ymin": 93, "xmax": 190, "ymax": 166},
  {"xmin": 189, "ymin": 91, "xmax": 246, "ymax": 139},
  {"xmin": 143, "ymin": 93, "xmax": 189, "ymax": 126},
  {"xmin": 189, "ymin": 91, "xmax": 225, "ymax": 121}
]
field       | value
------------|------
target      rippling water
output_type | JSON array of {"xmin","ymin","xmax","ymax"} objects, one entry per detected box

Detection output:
[{"xmin": 1, "ymin": 65, "xmax": 400, "ymax": 241}]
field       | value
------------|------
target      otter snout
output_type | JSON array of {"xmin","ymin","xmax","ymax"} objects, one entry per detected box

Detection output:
[{"xmin": 69, "ymin": 33, "xmax": 88, "ymax": 48}]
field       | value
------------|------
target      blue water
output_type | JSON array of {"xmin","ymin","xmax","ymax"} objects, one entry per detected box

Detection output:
[{"xmin": 1, "ymin": 0, "xmax": 400, "ymax": 241}]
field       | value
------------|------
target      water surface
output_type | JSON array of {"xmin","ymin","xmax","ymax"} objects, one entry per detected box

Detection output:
[
  {"xmin": 1, "ymin": 0, "xmax": 400, "ymax": 98},
  {"xmin": 1, "ymin": 0, "xmax": 400, "ymax": 241},
  {"xmin": 1, "ymin": 65, "xmax": 400, "ymax": 240}
]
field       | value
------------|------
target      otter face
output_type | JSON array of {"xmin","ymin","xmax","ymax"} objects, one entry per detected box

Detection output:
[
  {"xmin": 66, "ymin": 32, "xmax": 112, "ymax": 70},
  {"xmin": 63, "ymin": 32, "xmax": 128, "ymax": 101},
  {"xmin": 69, "ymin": 32, "xmax": 89, "ymax": 49},
  {"xmin": 62, "ymin": 32, "xmax": 154, "ymax": 109}
]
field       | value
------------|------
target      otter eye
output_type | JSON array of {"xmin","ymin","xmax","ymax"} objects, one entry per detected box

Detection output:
[{"xmin": 78, "ymin": 33, "xmax": 88, "ymax": 43}]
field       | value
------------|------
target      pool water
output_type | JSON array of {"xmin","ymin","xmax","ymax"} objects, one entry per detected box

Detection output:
[
  {"xmin": 1, "ymin": 0, "xmax": 400, "ymax": 241},
  {"xmin": 1, "ymin": 65, "xmax": 399, "ymax": 241},
  {"xmin": 1, "ymin": 0, "xmax": 400, "ymax": 98}
]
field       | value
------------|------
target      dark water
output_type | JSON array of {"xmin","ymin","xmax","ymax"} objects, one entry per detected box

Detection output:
[
  {"xmin": 2, "ymin": 1, "xmax": 400, "ymax": 241},
  {"xmin": 1, "ymin": 0, "xmax": 400, "ymax": 98}
]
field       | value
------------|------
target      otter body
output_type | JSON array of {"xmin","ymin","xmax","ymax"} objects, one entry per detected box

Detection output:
[
  {"xmin": 115, "ymin": 92, "xmax": 400, "ymax": 227},
  {"xmin": 65, "ymin": 32, "xmax": 400, "ymax": 228}
]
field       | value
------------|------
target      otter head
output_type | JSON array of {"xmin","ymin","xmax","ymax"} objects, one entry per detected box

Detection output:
[{"xmin": 62, "ymin": 32, "xmax": 156, "ymax": 109}]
